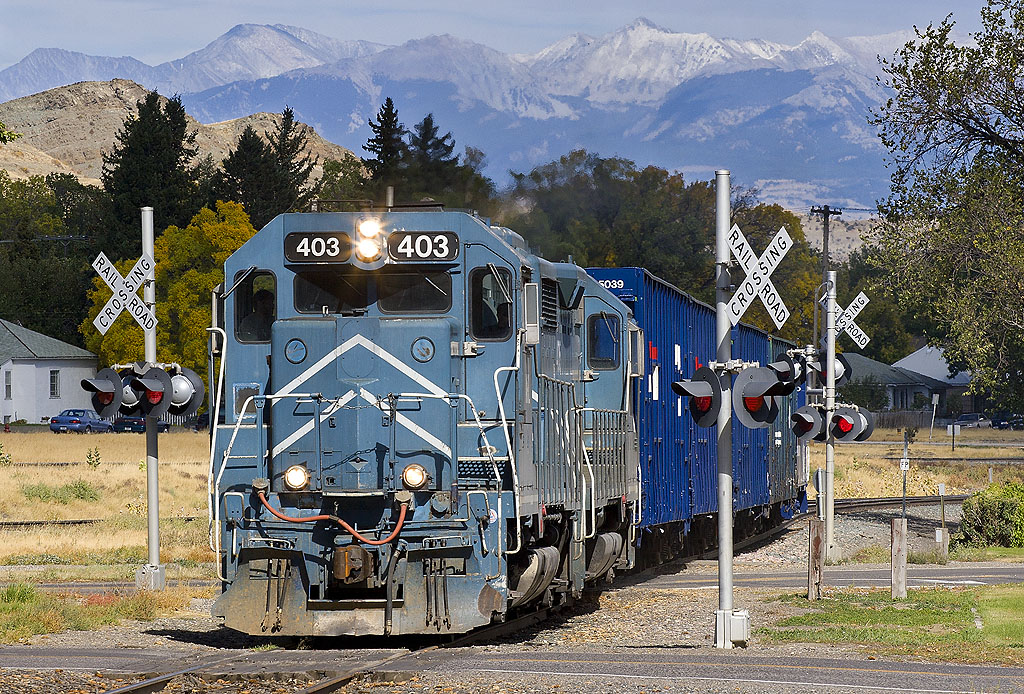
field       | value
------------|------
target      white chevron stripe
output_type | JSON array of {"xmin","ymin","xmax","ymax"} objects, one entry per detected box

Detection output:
[
  {"xmin": 271, "ymin": 390, "xmax": 357, "ymax": 460},
  {"xmin": 276, "ymin": 333, "xmax": 445, "ymax": 398},
  {"xmin": 360, "ymin": 388, "xmax": 452, "ymax": 459}
]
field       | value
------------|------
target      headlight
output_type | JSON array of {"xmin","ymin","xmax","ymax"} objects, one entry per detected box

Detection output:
[
  {"xmin": 283, "ymin": 465, "xmax": 310, "ymax": 490},
  {"xmin": 355, "ymin": 238, "xmax": 381, "ymax": 261},
  {"xmin": 401, "ymin": 463, "xmax": 428, "ymax": 490},
  {"xmin": 357, "ymin": 219, "xmax": 382, "ymax": 239}
]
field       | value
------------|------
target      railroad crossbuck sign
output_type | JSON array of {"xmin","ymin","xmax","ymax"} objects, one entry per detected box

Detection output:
[
  {"xmin": 726, "ymin": 224, "xmax": 792, "ymax": 329},
  {"xmin": 836, "ymin": 291, "xmax": 871, "ymax": 348},
  {"xmin": 91, "ymin": 251, "xmax": 158, "ymax": 335}
]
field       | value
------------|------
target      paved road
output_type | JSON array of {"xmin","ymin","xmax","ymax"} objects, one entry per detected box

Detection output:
[
  {"xmin": 392, "ymin": 649, "xmax": 1024, "ymax": 694},
  {"xmin": 642, "ymin": 562, "xmax": 1024, "ymax": 590}
]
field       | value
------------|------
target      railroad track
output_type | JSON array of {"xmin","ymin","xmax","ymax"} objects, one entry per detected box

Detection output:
[{"xmin": 18, "ymin": 494, "xmax": 970, "ymax": 693}]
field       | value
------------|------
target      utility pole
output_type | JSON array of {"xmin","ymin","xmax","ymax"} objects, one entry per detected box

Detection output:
[{"xmin": 810, "ymin": 205, "xmax": 843, "ymax": 356}]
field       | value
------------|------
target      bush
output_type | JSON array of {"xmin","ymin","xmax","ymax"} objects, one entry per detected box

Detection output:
[
  {"xmin": 958, "ymin": 484, "xmax": 1024, "ymax": 547},
  {"xmin": 21, "ymin": 480, "xmax": 100, "ymax": 504}
]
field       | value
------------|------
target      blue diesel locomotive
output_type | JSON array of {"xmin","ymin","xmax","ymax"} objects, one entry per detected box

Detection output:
[{"xmin": 208, "ymin": 209, "xmax": 805, "ymax": 636}]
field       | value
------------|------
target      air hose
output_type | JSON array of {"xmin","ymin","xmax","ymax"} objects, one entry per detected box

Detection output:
[{"xmin": 257, "ymin": 491, "xmax": 408, "ymax": 546}]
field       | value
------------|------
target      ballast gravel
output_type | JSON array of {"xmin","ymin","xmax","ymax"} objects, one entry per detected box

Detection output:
[{"xmin": 0, "ymin": 505, "xmax": 967, "ymax": 693}]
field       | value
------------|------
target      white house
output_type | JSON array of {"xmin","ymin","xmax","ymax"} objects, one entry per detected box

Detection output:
[
  {"xmin": 0, "ymin": 319, "xmax": 97, "ymax": 425},
  {"xmin": 893, "ymin": 345, "xmax": 980, "ymax": 413}
]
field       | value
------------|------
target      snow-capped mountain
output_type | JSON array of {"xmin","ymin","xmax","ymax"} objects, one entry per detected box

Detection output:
[
  {"xmin": 0, "ymin": 24, "xmax": 387, "ymax": 101},
  {"xmin": 0, "ymin": 18, "xmax": 915, "ymax": 207}
]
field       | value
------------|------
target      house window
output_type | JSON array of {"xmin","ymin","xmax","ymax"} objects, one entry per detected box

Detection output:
[
  {"xmin": 49, "ymin": 370, "xmax": 60, "ymax": 399},
  {"xmin": 3, "ymin": 371, "xmax": 9, "ymax": 400}
]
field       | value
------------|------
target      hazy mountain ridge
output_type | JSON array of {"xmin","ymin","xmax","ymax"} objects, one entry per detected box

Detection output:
[
  {"xmin": 0, "ymin": 79, "xmax": 357, "ymax": 185},
  {"xmin": 0, "ymin": 19, "xmax": 915, "ymax": 207}
]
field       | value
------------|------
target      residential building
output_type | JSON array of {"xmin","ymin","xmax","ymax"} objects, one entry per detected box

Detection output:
[{"xmin": 0, "ymin": 319, "xmax": 97, "ymax": 425}]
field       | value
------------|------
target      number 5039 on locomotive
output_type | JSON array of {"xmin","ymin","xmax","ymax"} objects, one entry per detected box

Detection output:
[{"xmin": 208, "ymin": 209, "xmax": 805, "ymax": 637}]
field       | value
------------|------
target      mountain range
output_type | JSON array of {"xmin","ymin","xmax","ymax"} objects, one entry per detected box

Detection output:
[{"xmin": 0, "ymin": 19, "xmax": 911, "ymax": 208}]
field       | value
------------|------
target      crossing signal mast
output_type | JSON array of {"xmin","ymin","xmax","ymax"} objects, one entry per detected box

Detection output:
[{"xmin": 80, "ymin": 207, "xmax": 205, "ymax": 591}]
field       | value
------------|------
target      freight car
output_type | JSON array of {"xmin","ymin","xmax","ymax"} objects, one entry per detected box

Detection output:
[{"xmin": 207, "ymin": 209, "xmax": 806, "ymax": 637}]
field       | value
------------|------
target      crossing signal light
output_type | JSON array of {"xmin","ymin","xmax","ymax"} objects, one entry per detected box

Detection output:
[
  {"xmin": 732, "ymin": 367, "xmax": 782, "ymax": 429},
  {"xmin": 831, "ymin": 405, "xmax": 871, "ymax": 442},
  {"xmin": 766, "ymin": 354, "xmax": 804, "ymax": 395},
  {"xmin": 671, "ymin": 366, "xmax": 722, "ymax": 427},
  {"xmin": 81, "ymin": 368, "xmax": 123, "ymax": 418},
  {"xmin": 811, "ymin": 352, "xmax": 852, "ymax": 386},
  {"xmin": 82, "ymin": 363, "xmax": 205, "ymax": 420},
  {"xmin": 131, "ymin": 366, "xmax": 205, "ymax": 418},
  {"xmin": 790, "ymin": 404, "xmax": 825, "ymax": 442}
]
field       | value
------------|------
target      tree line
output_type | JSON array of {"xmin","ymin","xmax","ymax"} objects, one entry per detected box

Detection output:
[{"xmin": 5, "ymin": 0, "xmax": 1019, "ymax": 418}]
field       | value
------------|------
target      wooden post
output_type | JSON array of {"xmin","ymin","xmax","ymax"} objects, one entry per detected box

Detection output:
[
  {"xmin": 808, "ymin": 518, "xmax": 825, "ymax": 600},
  {"xmin": 891, "ymin": 518, "xmax": 907, "ymax": 599},
  {"xmin": 935, "ymin": 527, "xmax": 950, "ymax": 563}
]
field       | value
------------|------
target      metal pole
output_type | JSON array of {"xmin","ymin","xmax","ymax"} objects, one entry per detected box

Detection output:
[
  {"xmin": 138, "ymin": 206, "xmax": 165, "ymax": 591},
  {"xmin": 902, "ymin": 432, "xmax": 909, "ymax": 520},
  {"xmin": 714, "ymin": 170, "xmax": 746, "ymax": 648},
  {"xmin": 824, "ymin": 271, "xmax": 838, "ymax": 562}
]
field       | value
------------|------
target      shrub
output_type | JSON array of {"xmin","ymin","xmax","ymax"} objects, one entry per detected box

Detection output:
[
  {"xmin": 958, "ymin": 483, "xmax": 1024, "ymax": 547},
  {"xmin": 21, "ymin": 480, "xmax": 100, "ymax": 504},
  {"xmin": 86, "ymin": 447, "xmax": 101, "ymax": 469},
  {"xmin": 0, "ymin": 443, "xmax": 11, "ymax": 467}
]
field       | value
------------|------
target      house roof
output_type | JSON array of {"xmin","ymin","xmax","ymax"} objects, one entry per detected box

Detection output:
[
  {"xmin": 893, "ymin": 345, "xmax": 972, "ymax": 387},
  {"xmin": 0, "ymin": 319, "xmax": 95, "ymax": 362},
  {"xmin": 843, "ymin": 352, "xmax": 947, "ymax": 390}
]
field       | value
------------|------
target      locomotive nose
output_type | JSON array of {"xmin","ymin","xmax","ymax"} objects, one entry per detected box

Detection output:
[{"xmin": 268, "ymin": 316, "xmax": 456, "ymax": 494}]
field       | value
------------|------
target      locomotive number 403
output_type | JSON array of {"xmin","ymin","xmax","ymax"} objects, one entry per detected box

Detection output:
[
  {"xmin": 388, "ymin": 232, "xmax": 459, "ymax": 262},
  {"xmin": 284, "ymin": 233, "xmax": 351, "ymax": 262}
]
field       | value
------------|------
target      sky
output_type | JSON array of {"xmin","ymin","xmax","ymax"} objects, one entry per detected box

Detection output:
[{"xmin": 0, "ymin": 0, "xmax": 984, "ymax": 70}]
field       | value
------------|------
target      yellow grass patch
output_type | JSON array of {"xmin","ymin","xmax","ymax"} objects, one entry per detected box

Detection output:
[
  {"xmin": 808, "ymin": 428, "xmax": 1024, "ymax": 499},
  {"xmin": 0, "ymin": 459, "xmax": 208, "ymax": 521},
  {"xmin": 0, "ymin": 430, "xmax": 209, "ymax": 464},
  {"xmin": 0, "ymin": 517, "xmax": 214, "ymax": 564}
]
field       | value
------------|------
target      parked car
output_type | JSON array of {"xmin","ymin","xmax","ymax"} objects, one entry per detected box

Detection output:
[
  {"xmin": 955, "ymin": 412, "xmax": 989, "ymax": 428},
  {"xmin": 111, "ymin": 416, "xmax": 170, "ymax": 433},
  {"xmin": 49, "ymin": 409, "xmax": 112, "ymax": 433}
]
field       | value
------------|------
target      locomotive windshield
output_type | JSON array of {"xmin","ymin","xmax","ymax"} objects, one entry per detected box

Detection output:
[{"xmin": 293, "ymin": 267, "xmax": 451, "ymax": 314}]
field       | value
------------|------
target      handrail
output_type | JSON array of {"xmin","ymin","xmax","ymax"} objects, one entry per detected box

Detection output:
[
  {"xmin": 206, "ymin": 326, "xmax": 226, "ymax": 552},
  {"xmin": 493, "ymin": 330, "xmax": 523, "ymax": 555}
]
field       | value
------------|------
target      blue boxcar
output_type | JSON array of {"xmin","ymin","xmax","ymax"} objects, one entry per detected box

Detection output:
[{"xmin": 586, "ymin": 267, "xmax": 806, "ymax": 533}]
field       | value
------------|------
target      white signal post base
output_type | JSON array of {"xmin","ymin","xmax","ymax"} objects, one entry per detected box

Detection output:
[
  {"xmin": 136, "ymin": 563, "xmax": 166, "ymax": 591},
  {"xmin": 715, "ymin": 609, "xmax": 750, "ymax": 648}
]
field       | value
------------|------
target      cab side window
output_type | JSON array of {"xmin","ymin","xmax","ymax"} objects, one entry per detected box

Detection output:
[
  {"xmin": 470, "ymin": 267, "xmax": 513, "ymax": 341},
  {"xmin": 588, "ymin": 313, "xmax": 620, "ymax": 369},
  {"xmin": 235, "ymin": 271, "xmax": 276, "ymax": 343}
]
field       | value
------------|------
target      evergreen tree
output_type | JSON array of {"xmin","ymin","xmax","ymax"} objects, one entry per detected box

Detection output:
[
  {"xmin": 268, "ymin": 106, "xmax": 318, "ymax": 212},
  {"xmin": 218, "ymin": 126, "xmax": 289, "ymax": 229},
  {"xmin": 407, "ymin": 113, "xmax": 458, "ymax": 192},
  {"xmin": 101, "ymin": 92, "xmax": 199, "ymax": 256},
  {"xmin": 363, "ymin": 98, "xmax": 407, "ymax": 186}
]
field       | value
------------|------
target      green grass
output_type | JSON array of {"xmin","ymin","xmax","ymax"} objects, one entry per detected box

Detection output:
[
  {"xmin": 0, "ymin": 582, "xmax": 187, "ymax": 643},
  {"xmin": 950, "ymin": 545, "xmax": 1024, "ymax": 562},
  {"xmin": 20, "ymin": 480, "xmax": 100, "ymax": 504},
  {"xmin": 760, "ymin": 585, "xmax": 1024, "ymax": 664}
]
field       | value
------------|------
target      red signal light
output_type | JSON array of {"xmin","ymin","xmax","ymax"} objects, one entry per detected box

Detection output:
[
  {"xmin": 97, "ymin": 391, "xmax": 114, "ymax": 406},
  {"xmin": 795, "ymin": 420, "xmax": 813, "ymax": 435},
  {"xmin": 836, "ymin": 416, "xmax": 853, "ymax": 434},
  {"xmin": 145, "ymin": 390, "xmax": 163, "ymax": 405},
  {"xmin": 743, "ymin": 396, "xmax": 763, "ymax": 413},
  {"xmin": 694, "ymin": 396, "xmax": 713, "ymax": 413}
]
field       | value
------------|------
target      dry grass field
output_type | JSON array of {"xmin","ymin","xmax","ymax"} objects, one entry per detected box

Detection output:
[
  {"xmin": 808, "ymin": 427, "xmax": 1024, "ymax": 498},
  {"xmin": 0, "ymin": 430, "xmax": 212, "ymax": 567},
  {"xmin": 0, "ymin": 426, "xmax": 1020, "ymax": 572}
]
